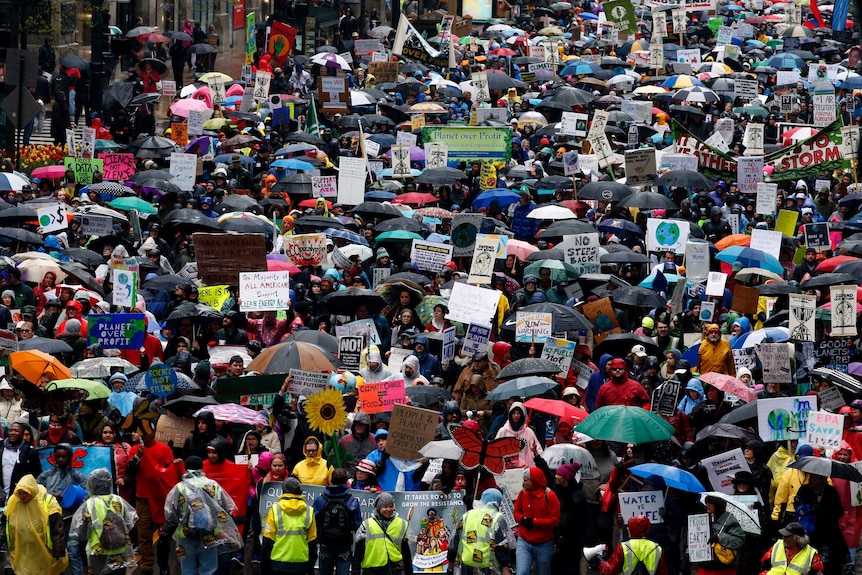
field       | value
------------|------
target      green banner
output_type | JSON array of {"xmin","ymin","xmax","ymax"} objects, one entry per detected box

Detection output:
[
  {"xmin": 604, "ymin": 0, "xmax": 638, "ymax": 33},
  {"xmin": 246, "ymin": 12, "xmax": 256, "ymax": 66},
  {"xmin": 421, "ymin": 126, "xmax": 513, "ymax": 162}
]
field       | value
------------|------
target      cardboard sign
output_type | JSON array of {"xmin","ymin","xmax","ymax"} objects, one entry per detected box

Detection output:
[
  {"xmin": 760, "ymin": 342, "xmax": 792, "ymax": 384},
  {"xmin": 155, "ymin": 412, "xmax": 194, "ymax": 446},
  {"xmin": 87, "ymin": 313, "xmax": 146, "ymax": 350},
  {"xmin": 515, "ymin": 312, "xmax": 553, "ymax": 343},
  {"xmin": 193, "ymin": 233, "xmax": 268, "ymax": 285},
  {"xmin": 311, "ymin": 175, "xmax": 337, "ymax": 198},
  {"xmin": 619, "ymin": 490, "xmax": 665, "ymax": 524},
  {"xmin": 818, "ymin": 386, "xmax": 846, "ymax": 411},
  {"xmin": 170, "ymin": 122, "xmax": 188, "ymax": 146},
  {"xmin": 462, "ymin": 324, "xmax": 492, "ymax": 357},
  {"xmin": 368, "ymin": 61, "xmax": 399, "ymax": 83},
  {"xmin": 805, "ymin": 410, "xmax": 844, "ymax": 449},
  {"xmin": 688, "ymin": 514, "xmax": 712, "ymax": 563},
  {"xmin": 732, "ymin": 285, "xmax": 760, "ymax": 315},
  {"xmin": 386, "ymin": 404, "xmax": 439, "ymax": 461},
  {"xmin": 703, "ymin": 448, "xmax": 752, "ymax": 494},
  {"xmin": 287, "ymin": 369, "xmax": 330, "ymax": 396},
  {"xmin": 444, "ymin": 283, "xmax": 499, "ymax": 327},
  {"xmin": 36, "ymin": 203, "xmax": 68, "ymax": 233},
  {"xmin": 756, "ymin": 396, "xmax": 818, "ymax": 442},
  {"xmin": 64, "ymin": 157, "xmax": 104, "ymax": 185},
  {"xmin": 830, "ymin": 285, "xmax": 857, "ymax": 337},
  {"xmin": 99, "ymin": 153, "xmax": 135, "ymax": 181},
  {"xmin": 338, "ymin": 336, "xmax": 364, "ymax": 371},
  {"xmin": 239, "ymin": 271, "xmax": 291, "ymax": 312},
  {"xmin": 581, "ymin": 297, "xmax": 618, "ymax": 332},
  {"xmin": 283, "ymin": 233, "xmax": 327, "ymax": 267},
  {"xmin": 541, "ymin": 337, "xmax": 576, "ymax": 375}
]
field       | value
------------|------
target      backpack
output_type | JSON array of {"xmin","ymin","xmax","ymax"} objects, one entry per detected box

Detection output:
[
  {"xmin": 88, "ymin": 496, "xmax": 128, "ymax": 552},
  {"xmin": 179, "ymin": 484, "xmax": 219, "ymax": 539},
  {"xmin": 317, "ymin": 494, "xmax": 352, "ymax": 546}
]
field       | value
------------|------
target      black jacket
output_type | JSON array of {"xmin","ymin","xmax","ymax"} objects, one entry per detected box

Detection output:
[{"xmin": 0, "ymin": 440, "xmax": 43, "ymax": 502}]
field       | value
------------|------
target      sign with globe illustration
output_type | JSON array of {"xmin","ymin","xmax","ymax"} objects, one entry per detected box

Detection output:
[{"xmin": 646, "ymin": 218, "xmax": 689, "ymax": 253}]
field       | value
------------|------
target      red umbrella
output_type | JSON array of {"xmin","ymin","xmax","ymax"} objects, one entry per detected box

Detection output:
[
  {"xmin": 559, "ymin": 200, "xmax": 591, "ymax": 212},
  {"xmin": 698, "ymin": 372, "xmax": 757, "ymax": 403},
  {"xmin": 391, "ymin": 192, "xmax": 438, "ymax": 206},
  {"xmin": 816, "ymin": 255, "xmax": 860, "ymax": 273},
  {"xmin": 524, "ymin": 397, "xmax": 588, "ymax": 426},
  {"xmin": 299, "ymin": 198, "xmax": 332, "ymax": 209},
  {"xmin": 490, "ymin": 47, "xmax": 518, "ymax": 56}
]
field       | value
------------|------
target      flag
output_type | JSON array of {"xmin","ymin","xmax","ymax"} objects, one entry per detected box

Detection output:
[
  {"xmin": 393, "ymin": 14, "xmax": 410, "ymax": 56},
  {"xmin": 268, "ymin": 20, "xmax": 298, "ymax": 67},
  {"xmin": 305, "ymin": 95, "xmax": 320, "ymax": 135}
]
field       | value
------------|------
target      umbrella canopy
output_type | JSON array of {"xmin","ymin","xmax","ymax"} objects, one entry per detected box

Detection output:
[
  {"xmin": 699, "ymin": 372, "xmax": 758, "ymax": 402},
  {"xmin": 45, "ymin": 378, "xmax": 110, "ymax": 400},
  {"xmin": 789, "ymin": 456, "xmax": 862, "ymax": 481},
  {"xmin": 731, "ymin": 327, "xmax": 790, "ymax": 349},
  {"xmin": 716, "ymin": 246, "xmax": 783, "ymax": 275},
  {"xmin": 485, "ymin": 376, "xmax": 560, "ymax": 401},
  {"xmin": 575, "ymin": 405, "xmax": 676, "ymax": 443},
  {"xmin": 283, "ymin": 330, "xmax": 339, "ymax": 358},
  {"xmin": 524, "ymin": 397, "xmax": 588, "ymax": 426},
  {"xmin": 70, "ymin": 357, "xmax": 138, "ymax": 379},
  {"xmin": 800, "ymin": 273, "xmax": 858, "ymax": 289},
  {"xmin": 162, "ymin": 395, "xmax": 219, "ymax": 416},
  {"xmin": 322, "ymin": 288, "xmax": 386, "ymax": 315},
  {"xmin": 194, "ymin": 404, "xmax": 268, "ymax": 426},
  {"xmin": 611, "ymin": 285, "xmax": 666, "ymax": 308},
  {"xmin": 406, "ymin": 386, "xmax": 453, "ymax": 407},
  {"xmin": 246, "ymin": 341, "xmax": 338, "ymax": 374},
  {"xmin": 595, "ymin": 333, "xmax": 661, "ymax": 358},
  {"xmin": 699, "ymin": 492, "xmax": 761, "ymax": 534},
  {"xmin": 523, "ymin": 259, "xmax": 580, "ymax": 282},
  {"xmin": 527, "ymin": 205, "xmax": 577, "ymax": 220},
  {"xmin": 619, "ymin": 192, "xmax": 679, "ymax": 210},
  {"xmin": 501, "ymin": 303, "xmax": 592, "ymax": 332},
  {"xmin": 419, "ymin": 439, "xmax": 464, "ymax": 460},
  {"xmin": 809, "ymin": 367, "xmax": 862, "ymax": 394},
  {"xmin": 694, "ymin": 423, "xmax": 760, "ymax": 444},
  {"xmin": 578, "ymin": 181, "xmax": 634, "ymax": 201},
  {"xmin": 655, "ymin": 170, "xmax": 714, "ymax": 189},
  {"xmin": 630, "ymin": 463, "xmax": 705, "ymax": 492},
  {"xmin": 540, "ymin": 444, "xmax": 601, "ymax": 479},
  {"xmin": 497, "ymin": 358, "xmax": 565, "ymax": 380},
  {"xmin": 10, "ymin": 349, "xmax": 73, "ymax": 383}
]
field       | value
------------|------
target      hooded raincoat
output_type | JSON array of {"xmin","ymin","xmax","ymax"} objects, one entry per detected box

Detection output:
[
  {"xmin": 6, "ymin": 474, "xmax": 68, "ymax": 575},
  {"xmin": 292, "ymin": 436, "xmax": 333, "ymax": 486},
  {"xmin": 495, "ymin": 402, "xmax": 543, "ymax": 467}
]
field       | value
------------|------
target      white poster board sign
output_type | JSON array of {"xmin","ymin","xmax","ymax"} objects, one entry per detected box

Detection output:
[{"xmin": 239, "ymin": 271, "xmax": 291, "ymax": 312}]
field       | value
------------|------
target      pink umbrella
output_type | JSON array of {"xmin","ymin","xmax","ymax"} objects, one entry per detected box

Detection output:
[
  {"xmin": 31, "ymin": 165, "xmax": 67, "ymax": 179},
  {"xmin": 170, "ymin": 98, "xmax": 213, "ymax": 118},
  {"xmin": 383, "ymin": 146, "xmax": 425, "ymax": 161},
  {"xmin": 699, "ymin": 372, "xmax": 758, "ymax": 402},
  {"xmin": 507, "ymin": 239, "xmax": 539, "ymax": 261},
  {"xmin": 194, "ymin": 403, "xmax": 268, "ymax": 426},
  {"xmin": 267, "ymin": 259, "xmax": 301, "ymax": 273}
]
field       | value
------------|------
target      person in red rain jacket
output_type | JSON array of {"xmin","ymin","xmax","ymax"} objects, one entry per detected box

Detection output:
[
  {"xmin": 514, "ymin": 466, "xmax": 561, "ymax": 575},
  {"xmin": 596, "ymin": 358, "xmax": 651, "ymax": 409},
  {"xmin": 600, "ymin": 515, "xmax": 669, "ymax": 575}
]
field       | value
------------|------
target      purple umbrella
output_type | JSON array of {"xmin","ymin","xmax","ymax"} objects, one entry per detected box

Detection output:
[
  {"xmin": 384, "ymin": 145, "xmax": 426, "ymax": 161},
  {"xmin": 185, "ymin": 136, "xmax": 214, "ymax": 155}
]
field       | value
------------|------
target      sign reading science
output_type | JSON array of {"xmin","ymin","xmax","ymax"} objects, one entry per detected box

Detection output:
[{"xmin": 421, "ymin": 127, "xmax": 513, "ymax": 162}]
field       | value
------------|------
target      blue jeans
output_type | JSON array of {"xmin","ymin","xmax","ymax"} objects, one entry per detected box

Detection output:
[
  {"xmin": 178, "ymin": 538, "xmax": 218, "ymax": 575},
  {"xmin": 516, "ymin": 538, "xmax": 553, "ymax": 575},
  {"xmin": 318, "ymin": 545, "xmax": 352, "ymax": 575}
]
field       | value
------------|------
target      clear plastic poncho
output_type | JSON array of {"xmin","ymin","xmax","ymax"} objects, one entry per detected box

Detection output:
[
  {"xmin": 163, "ymin": 469, "xmax": 242, "ymax": 551},
  {"xmin": 6, "ymin": 474, "xmax": 68, "ymax": 575}
]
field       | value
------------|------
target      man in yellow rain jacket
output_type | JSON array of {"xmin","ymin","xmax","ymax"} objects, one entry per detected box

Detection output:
[{"xmin": 262, "ymin": 477, "xmax": 317, "ymax": 574}]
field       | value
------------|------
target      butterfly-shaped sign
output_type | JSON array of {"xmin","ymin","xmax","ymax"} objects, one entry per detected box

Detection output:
[{"xmin": 449, "ymin": 424, "xmax": 525, "ymax": 475}]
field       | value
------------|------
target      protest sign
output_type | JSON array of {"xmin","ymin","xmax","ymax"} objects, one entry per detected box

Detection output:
[
  {"xmin": 64, "ymin": 157, "xmax": 103, "ymax": 185},
  {"xmin": 688, "ymin": 514, "xmax": 712, "ymax": 563},
  {"xmin": 155, "ymin": 412, "xmax": 194, "ymax": 446},
  {"xmin": 338, "ymin": 157, "xmax": 367, "ymax": 205},
  {"xmin": 541, "ymin": 338, "xmax": 576, "ymax": 375},
  {"xmin": 581, "ymin": 297, "xmax": 619, "ymax": 332},
  {"xmin": 788, "ymin": 293, "xmax": 816, "ymax": 342},
  {"xmin": 776, "ymin": 210, "xmax": 799, "ymax": 238},
  {"xmin": 283, "ymin": 233, "xmax": 327, "ymax": 267},
  {"xmin": 372, "ymin": 268, "xmax": 390, "ymax": 289},
  {"xmin": 813, "ymin": 82, "xmax": 837, "ymax": 126},
  {"xmin": 187, "ymin": 109, "xmax": 204, "ymax": 136},
  {"xmin": 468, "ymin": 235, "xmax": 498, "ymax": 284},
  {"xmin": 287, "ymin": 370, "xmax": 330, "ymax": 396},
  {"xmin": 757, "ymin": 396, "xmax": 818, "ymax": 442},
  {"xmin": 814, "ymin": 337, "xmax": 852, "ymax": 373},
  {"xmin": 312, "ymin": 175, "xmax": 337, "ymax": 198},
  {"xmin": 732, "ymin": 285, "xmax": 760, "ymax": 315},
  {"xmin": 169, "ymin": 152, "xmax": 197, "ymax": 191},
  {"xmin": 750, "ymin": 228, "xmax": 782, "ymax": 259},
  {"xmin": 410, "ymin": 240, "xmax": 454, "ymax": 272},
  {"xmin": 760, "ymin": 342, "xmax": 792, "ymax": 384},
  {"xmin": 572, "ymin": 359, "xmax": 594, "ymax": 390},
  {"xmin": 387, "ymin": 404, "xmax": 439, "ymax": 461},
  {"xmin": 338, "ymin": 336, "xmax": 363, "ymax": 371},
  {"xmin": 804, "ymin": 223, "xmax": 830, "ymax": 251},
  {"xmin": 818, "ymin": 386, "xmax": 846, "ymax": 411},
  {"xmin": 699, "ymin": 301, "xmax": 717, "ymax": 323},
  {"xmin": 198, "ymin": 285, "xmax": 231, "ymax": 310},
  {"xmin": 563, "ymin": 150, "xmax": 579, "ymax": 176},
  {"xmin": 560, "ymin": 233, "xmax": 600, "ymax": 275},
  {"xmin": 37, "ymin": 446, "xmax": 114, "ymax": 484},
  {"xmin": 87, "ymin": 314, "xmax": 146, "ymax": 350},
  {"xmin": 146, "ymin": 363, "xmax": 178, "ymax": 397},
  {"xmin": 462, "ymin": 324, "xmax": 492, "ymax": 356},
  {"xmin": 36, "ymin": 203, "xmax": 67, "ymax": 233},
  {"xmin": 99, "ymin": 153, "xmax": 135, "ymax": 181},
  {"xmin": 239, "ymin": 271, "xmax": 291, "ymax": 312},
  {"xmin": 193, "ymin": 233, "xmax": 267, "ymax": 285},
  {"xmin": 733, "ymin": 347, "xmax": 757, "ymax": 374},
  {"xmin": 442, "ymin": 327, "xmax": 456, "ymax": 363},
  {"xmin": 756, "ymin": 183, "xmax": 778, "ymax": 215},
  {"xmin": 830, "ymin": 285, "xmax": 857, "ymax": 337},
  {"xmin": 737, "ymin": 156, "xmax": 763, "ymax": 193},
  {"xmin": 388, "ymin": 347, "xmax": 411, "ymax": 374},
  {"xmin": 685, "ymin": 241, "xmax": 710, "ymax": 280},
  {"xmin": 703, "ymin": 448, "xmax": 751, "ymax": 494},
  {"xmin": 112, "ymin": 269, "xmax": 137, "ymax": 308},
  {"xmin": 80, "ymin": 214, "xmax": 113, "ymax": 236},
  {"xmin": 450, "ymin": 214, "xmax": 483, "ymax": 257},
  {"xmin": 705, "ymin": 271, "xmax": 728, "ymax": 297},
  {"xmin": 625, "ymin": 148, "xmax": 657, "ymax": 185},
  {"xmin": 805, "ymin": 410, "xmax": 844, "ymax": 449},
  {"xmin": 515, "ymin": 312, "xmax": 553, "ymax": 343},
  {"xmin": 652, "ymin": 379, "xmax": 684, "ymax": 417},
  {"xmin": 619, "ymin": 491, "xmax": 665, "ymax": 524},
  {"xmin": 425, "ymin": 142, "xmax": 448, "ymax": 169},
  {"xmin": 743, "ymin": 123, "xmax": 764, "ymax": 154},
  {"xmin": 81, "ymin": 127, "xmax": 95, "ymax": 158},
  {"xmin": 646, "ymin": 219, "xmax": 689, "ymax": 254},
  {"xmin": 445, "ymin": 283, "xmax": 499, "ymax": 327},
  {"xmin": 336, "ymin": 318, "xmax": 381, "ymax": 346},
  {"xmin": 170, "ymin": 122, "xmax": 188, "ymax": 146}
]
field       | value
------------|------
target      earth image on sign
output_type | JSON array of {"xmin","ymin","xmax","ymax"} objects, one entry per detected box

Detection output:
[
  {"xmin": 451, "ymin": 222, "xmax": 478, "ymax": 249},
  {"xmin": 39, "ymin": 215, "xmax": 52, "ymax": 227},
  {"xmin": 595, "ymin": 314, "xmax": 613, "ymax": 331},
  {"xmin": 656, "ymin": 222, "xmax": 680, "ymax": 246},
  {"xmin": 117, "ymin": 272, "xmax": 129, "ymax": 284}
]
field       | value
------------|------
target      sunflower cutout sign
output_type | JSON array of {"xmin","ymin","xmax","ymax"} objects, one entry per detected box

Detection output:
[{"xmin": 306, "ymin": 388, "xmax": 349, "ymax": 468}]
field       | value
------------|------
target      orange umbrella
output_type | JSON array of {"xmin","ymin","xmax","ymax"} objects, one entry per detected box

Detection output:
[
  {"xmin": 815, "ymin": 255, "xmax": 860, "ymax": 273},
  {"xmin": 10, "ymin": 350, "xmax": 73, "ymax": 384},
  {"xmin": 714, "ymin": 234, "xmax": 750, "ymax": 250}
]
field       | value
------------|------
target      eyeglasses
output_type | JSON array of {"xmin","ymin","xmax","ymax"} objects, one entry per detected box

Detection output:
[
  {"xmin": 611, "ymin": 368, "xmax": 626, "ymax": 372},
  {"xmin": 15, "ymin": 328, "xmax": 31, "ymax": 333}
]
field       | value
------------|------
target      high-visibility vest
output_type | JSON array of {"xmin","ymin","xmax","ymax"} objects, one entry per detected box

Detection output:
[
  {"xmin": 460, "ymin": 508, "xmax": 502, "ymax": 568},
  {"xmin": 621, "ymin": 539, "xmax": 663, "ymax": 575},
  {"xmin": 270, "ymin": 505, "xmax": 314, "ymax": 563},
  {"xmin": 361, "ymin": 516, "xmax": 408, "ymax": 569},
  {"xmin": 768, "ymin": 541, "xmax": 817, "ymax": 575},
  {"xmin": 85, "ymin": 495, "xmax": 128, "ymax": 556}
]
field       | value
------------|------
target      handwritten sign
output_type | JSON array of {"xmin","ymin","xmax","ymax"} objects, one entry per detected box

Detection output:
[
  {"xmin": 239, "ymin": 271, "xmax": 290, "ymax": 312},
  {"xmin": 619, "ymin": 490, "xmax": 665, "ymax": 524},
  {"xmin": 112, "ymin": 268, "xmax": 137, "ymax": 308},
  {"xmin": 688, "ymin": 514, "xmax": 712, "ymax": 562},
  {"xmin": 99, "ymin": 153, "xmax": 135, "ymax": 181},
  {"xmin": 805, "ymin": 410, "xmax": 844, "ymax": 449},
  {"xmin": 169, "ymin": 152, "xmax": 197, "ymax": 192},
  {"xmin": 561, "ymin": 233, "xmax": 600, "ymax": 275},
  {"xmin": 541, "ymin": 337, "xmax": 576, "ymax": 375},
  {"xmin": 64, "ymin": 157, "xmax": 104, "ymax": 185},
  {"xmin": 287, "ymin": 369, "xmax": 331, "ymax": 396},
  {"xmin": 359, "ymin": 379, "xmax": 407, "ymax": 414},
  {"xmin": 145, "ymin": 363, "xmax": 178, "ymax": 397},
  {"xmin": 198, "ymin": 285, "xmax": 231, "ymax": 310},
  {"xmin": 410, "ymin": 240, "xmax": 453, "ymax": 272},
  {"xmin": 515, "ymin": 312, "xmax": 552, "ymax": 343},
  {"xmin": 386, "ymin": 404, "xmax": 439, "ymax": 461},
  {"xmin": 757, "ymin": 396, "xmax": 818, "ymax": 442},
  {"xmin": 283, "ymin": 233, "xmax": 327, "ymax": 267},
  {"xmin": 445, "ymin": 283, "xmax": 499, "ymax": 327},
  {"xmin": 312, "ymin": 175, "xmax": 337, "ymax": 198},
  {"xmin": 760, "ymin": 342, "xmax": 792, "ymax": 383}
]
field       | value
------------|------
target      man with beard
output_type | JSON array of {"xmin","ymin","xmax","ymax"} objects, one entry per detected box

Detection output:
[
  {"xmin": 697, "ymin": 323, "xmax": 735, "ymax": 375},
  {"xmin": 452, "ymin": 351, "xmax": 500, "ymax": 403},
  {"xmin": 342, "ymin": 412, "xmax": 376, "ymax": 479},
  {"xmin": 595, "ymin": 358, "xmax": 650, "ymax": 409},
  {"xmin": 652, "ymin": 314, "xmax": 682, "ymax": 355}
]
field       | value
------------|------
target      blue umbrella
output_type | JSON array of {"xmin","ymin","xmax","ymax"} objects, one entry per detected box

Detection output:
[
  {"xmin": 271, "ymin": 158, "xmax": 317, "ymax": 171},
  {"xmin": 473, "ymin": 188, "xmax": 521, "ymax": 210},
  {"xmin": 732, "ymin": 327, "xmax": 790, "ymax": 349},
  {"xmin": 560, "ymin": 62, "xmax": 602, "ymax": 76},
  {"xmin": 365, "ymin": 190, "xmax": 397, "ymax": 201},
  {"xmin": 325, "ymin": 227, "xmax": 369, "ymax": 246},
  {"xmin": 368, "ymin": 133, "xmax": 397, "ymax": 148},
  {"xmin": 630, "ymin": 463, "xmax": 705, "ymax": 492},
  {"xmin": 766, "ymin": 53, "xmax": 804, "ymax": 69},
  {"xmin": 716, "ymin": 246, "xmax": 783, "ymax": 274},
  {"xmin": 639, "ymin": 273, "xmax": 682, "ymax": 288},
  {"xmin": 580, "ymin": 11, "xmax": 598, "ymax": 19},
  {"xmin": 213, "ymin": 153, "xmax": 253, "ymax": 165},
  {"xmin": 597, "ymin": 218, "xmax": 644, "ymax": 236},
  {"xmin": 840, "ymin": 77, "xmax": 862, "ymax": 90},
  {"xmin": 745, "ymin": 39, "xmax": 766, "ymax": 47}
]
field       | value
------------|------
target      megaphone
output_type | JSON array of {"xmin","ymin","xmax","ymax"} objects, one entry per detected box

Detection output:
[{"xmin": 583, "ymin": 544, "xmax": 607, "ymax": 561}]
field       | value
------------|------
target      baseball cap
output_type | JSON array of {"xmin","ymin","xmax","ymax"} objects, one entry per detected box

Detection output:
[
  {"xmin": 778, "ymin": 522, "xmax": 806, "ymax": 537},
  {"xmin": 674, "ymin": 359, "xmax": 692, "ymax": 374},
  {"xmin": 631, "ymin": 345, "xmax": 647, "ymax": 358}
]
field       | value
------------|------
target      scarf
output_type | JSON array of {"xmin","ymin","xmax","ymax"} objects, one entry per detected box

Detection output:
[{"xmin": 47, "ymin": 424, "xmax": 66, "ymax": 445}]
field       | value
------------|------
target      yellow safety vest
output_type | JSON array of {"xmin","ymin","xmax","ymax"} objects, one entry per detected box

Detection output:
[
  {"xmin": 461, "ymin": 508, "xmax": 501, "ymax": 568},
  {"xmin": 768, "ymin": 541, "xmax": 817, "ymax": 575},
  {"xmin": 361, "ymin": 516, "xmax": 409, "ymax": 569},
  {"xmin": 86, "ymin": 495, "xmax": 127, "ymax": 556},
  {"xmin": 622, "ymin": 539, "xmax": 663, "ymax": 575},
  {"xmin": 270, "ymin": 505, "xmax": 314, "ymax": 563}
]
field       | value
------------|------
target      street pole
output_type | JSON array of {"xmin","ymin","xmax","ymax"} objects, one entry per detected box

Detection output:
[
  {"xmin": 15, "ymin": 55, "xmax": 24, "ymax": 170},
  {"xmin": 90, "ymin": 0, "xmax": 107, "ymax": 119}
]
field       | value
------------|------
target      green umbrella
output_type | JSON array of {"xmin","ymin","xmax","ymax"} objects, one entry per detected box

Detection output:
[
  {"xmin": 203, "ymin": 118, "xmax": 237, "ymax": 130},
  {"xmin": 575, "ymin": 405, "xmax": 676, "ymax": 444},
  {"xmin": 523, "ymin": 259, "xmax": 580, "ymax": 282},
  {"xmin": 109, "ymin": 196, "xmax": 159, "ymax": 214},
  {"xmin": 45, "ymin": 378, "xmax": 110, "ymax": 400},
  {"xmin": 376, "ymin": 230, "xmax": 424, "ymax": 242},
  {"xmin": 733, "ymin": 105, "xmax": 769, "ymax": 118},
  {"xmin": 95, "ymin": 139, "xmax": 124, "ymax": 151}
]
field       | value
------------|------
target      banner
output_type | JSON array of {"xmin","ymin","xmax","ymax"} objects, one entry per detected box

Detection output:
[
  {"xmin": 268, "ymin": 21, "xmax": 298, "ymax": 67},
  {"xmin": 87, "ymin": 314, "xmax": 146, "ymax": 349},
  {"xmin": 259, "ymin": 482, "xmax": 465, "ymax": 572},
  {"xmin": 283, "ymin": 233, "xmax": 327, "ymax": 267},
  {"xmin": 239, "ymin": 271, "xmax": 291, "ymax": 312},
  {"xmin": 421, "ymin": 127, "xmax": 513, "ymax": 162}
]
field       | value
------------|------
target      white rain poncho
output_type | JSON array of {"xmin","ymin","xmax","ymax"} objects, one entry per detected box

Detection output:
[{"xmin": 163, "ymin": 469, "xmax": 242, "ymax": 551}]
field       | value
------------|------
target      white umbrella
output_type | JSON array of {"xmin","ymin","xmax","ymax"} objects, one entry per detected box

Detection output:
[
  {"xmin": 673, "ymin": 86, "xmax": 720, "ymax": 103},
  {"xmin": 419, "ymin": 440, "xmax": 463, "ymax": 460},
  {"xmin": 350, "ymin": 91, "xmax": 377, "ymax": 106},
  {"xmin": 428, "ymin": 77, "xmax": 460, "ymax": 89},
  {"xmin": 339, "ymin": 244, "xmax": 374, "ymax": 262},
  {"xmin": 699, "ymin": 491, "xmax": 761, "ymax": 534},
  {"xmin": 527, "ymin": 205, "xmax": 578, "ymax": 220},
  {"xmin": 608, "ymin": 74, "xmax": 635, "ymax": 90},
  {"xmin": 486, "ymin": 24, "xmax": 515, "ymax": 32},
  {"xmin": 73, "ymin": 205, "xmax": 129, "ymax": 222},
  {"xmin": 11, "ymin": 251, "xmax": 56, "ymax": 263},
  {"xmin": 17, "ymin": 259, "xmax": 67, "ymax": 284},
  {"xmin": 310, "ymin": 52, "xmax": 351, "ymax": 71}
]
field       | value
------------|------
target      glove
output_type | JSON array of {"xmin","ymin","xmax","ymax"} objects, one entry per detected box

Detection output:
[
  {"xmin": 520, "ymin": 517, "xmax": 534, "ymax": 529},
  {"xmin": 708, "ymin": 534, "xmax": 719, "ymax": 544}
]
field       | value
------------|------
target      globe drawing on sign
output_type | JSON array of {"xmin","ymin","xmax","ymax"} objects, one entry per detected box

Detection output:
[
  {"xmin": 117, "ymin": 272, "xmax": 129, "ymax": 285},
  {"xmin": 451, "ymin": 223, "xmax": 478, "ymax": 249},
  {"xmin": 39, "ymin": 214, "xmax": 52, "ymax": 228},
  {"xmin": 594, "ymin": 314, "xmax": 613, "ymax": 331},
  {"xmin": 655, "ymin": 221, "xmax": 681, "ymax": 246},
  {"xmin": 767, "ymin": 408, "xmax": 791, "ymax": 441}
]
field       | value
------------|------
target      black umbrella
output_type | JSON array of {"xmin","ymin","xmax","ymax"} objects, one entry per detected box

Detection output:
[
  {"xmin": 323, "ymin": 288, "xmax": 386, "ymax": 315},
  {"xmin": 351, "ymin": 202, "xmax": 403, "ymax": 220},
  {"xmin": 139, "ymin": 179, "xmax": 183, "ymax": 194},
  {"xmin": 64, "ymin": 248, "xmax": 104, "ymax": 268},
  {"xmin": 789, "ymin": 456, "xmax": 862, "ymax": 481},
  {"xmin": 189, "ymin": 43, "xmax": 216, "ymax": 54},
  {"xmin": 102, "ymin": 83, "xmax": 135, "ymax": 110},
  {"xmin": 611, "ymin": 285, "xmax": 666, "ymax": 308},
  {"xmin": 57, "ymin": 262, "xmax": 105, "ymax": 295},
  {"xmin": 416, "ymin": 167, "xmax": 467, "ymax": 185},
  {"xmin": 17, "ymin": 336, "xmax": 73, "ymax": 353},
  {"xmin": 600, "ymin": 250, "xmax": 650, "ymax": 264},
  {"xmin": 526, "ymin": 248, "xmax": 565, "ymax": 262},
  {"xmin": 335, "ymin": 114, "xmax": 370, "ymax": 130},
  {"xmin": 219, "ymin": 216, "xmax": 272, "ymax": 234},
  {"xmin": 547, "ymin": 87, "xmax": 595, "ymax": 107},
  {"xmin": 284, "ymin": 330, "xmax": 339, "ymax": 357},
  {"xmin": 128, "ymin": 169, "xmax": 172, "ymax": 184},
  {"xmin": 60, "ymin": 55, "xmax": 89, "ymax": 70},
  {"xmin": 0, "ymin": 228, "xmax": 43, "ymax": 245},
  {"xmin": 271, "ymin": 173, "xmax": 314, "ymax": 196},
  {"xmin": 143, "ymin": 274, "xmax": 188, "ymax": 291},
  {"xmin": 166, "ymin": 30, "xmax": 193, "ymax": 42},
  {"xmin": 719, "ymin": 401, "xmax": 757, "ymax": 425},
  {"xmin": 833, "ymin": 260, "xmax": 862, "ymax": 279},
  {"xmin": 801, "ymin": 273, "xmax": 857, "ymax": 289},
  {"xmin": 285, "ymin": 133, "xmax": 328, "ymax": 148},
  {"xmin": 578, "ymin": 181, "xmax": 634, "ymax": 201},
  {"xmin": 809, "ymin": 367, "xmax": 862, "ymax": 394},
  {"xmin": 166, "ymin": 301, "xmax": 223, "ymax": 324},
  {"xmin": 496, "ymin": 358, "xmax": 562, "ymax": 380},
  {"xmin": 294, "ymin": 216, "xmax": 345, "ymax": 232},
  {"xmin": 655, "ymin": 170, "xmax": 713, "ymax": 190},
  {"xmin": 214, "ymin": 194, "xmax": 263, "ymax": 215},
  {"xmin": 0, "ymin": 206, "xmax": 37, "ymax": 221},
  {"xmin": 137, "ymin": 58, "xmax": 167, "ymax": 74},
  {"xmin": 129, "ymin": 93, "xmax": 162, "ymax": 107},
  {"xmin": 381, "ymin": 271, "xmax": 433, "ymax": 286},
  {"xmin": 669, "ymin": 104, "xmax": 706, "ymax": 117},
  {"xmin": 406, "ymin": 386, "xmax": 453, "ymax": 407},
  {"xmin": 619, "ymin": 192, "xmax": 679, "ymax": 210},
  {"xmin": 374, "ymin": 218, "xmax": 426, "ymax": 234},
  {"xmin": 594, "ymin": 333, "xmax": 661, "ymax": 358},
  {"xmin": 162, "ymin": 395, "xmax": 218, "ymax": 415},
  {"xmin": 538, "ymin": 175, "xmax": 574, "ymax": 190},
  {"xmin": 501, "ymin": 303, "xmax": 592, "ymax": 332},
  {"xmin": 694, "ymin": 422, "xmax": 760, "ymax": 443},
  {"xmin": 537, "ymin": 220, "xmax": 598, "ymax": 238},
  {"xmin": 161, "ymin": 208, "xmax": 224, "ymax": 233}
]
